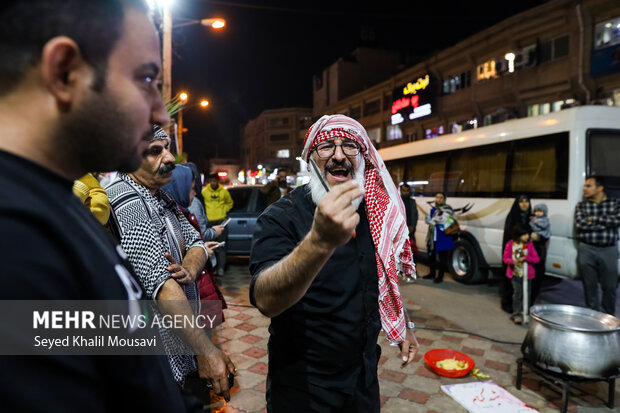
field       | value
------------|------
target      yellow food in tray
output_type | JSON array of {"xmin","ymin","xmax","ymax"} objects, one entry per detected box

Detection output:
[{"xmin": 436, "ymin": 358, "xmax": 468, "ymax": 370}]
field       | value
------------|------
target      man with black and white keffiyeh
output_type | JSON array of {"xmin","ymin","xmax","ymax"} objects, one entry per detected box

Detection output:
[{"xmin": 106, "ymin": 126, "xmax": 235, "ymax": 399}]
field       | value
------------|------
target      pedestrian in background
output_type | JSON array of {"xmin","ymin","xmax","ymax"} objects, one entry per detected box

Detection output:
[
  {"xmin": 400, "ymin": 183, "xmax": 418, "ymax": 282},
  {"xmin": 202, "ymin": 173, "xmax": 234, "ymax": 276},
  {"xmin": 503, "ymin": 223, "xmax": 540, "ymax": 324},
  {"xmin": 261, "ymin": 168, "xmax": 293, "ymax": 206},
  {"xmin": 501, "ymin": 195, "xmax": 532, "ymax": 313},
  {"xmin": 400, "ymin": 183, "xmax": 418, "ymax": 238},
  {"xmin": 529, "ymin": 203, "xmax": 551, "ymax": 305},
  {"xmin": 162, "ymin": 164, "xmax": 227, "ymax": 328},
  {"xmin": 73, "ymin": 172, "xmax": 111, "ymax": 226},
  {"xmin": 423, "ymin": 192, "xmax": 457, "ymax": 284},
  {"xmin": 184, "ymin": 163, "xmax": 225, "ymax": 243},
  {"xmin": 250, "ymin": 114, "xmax": 418, "ymax": 412},
  {"xmin": 575, "ymin": 175, "xmax": 620, "ymax": 315}
]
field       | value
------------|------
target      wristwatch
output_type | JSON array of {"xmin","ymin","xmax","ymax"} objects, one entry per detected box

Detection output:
[{"xmin": 406, "ymin": 321, "xmax": 415, "ymax": 330}]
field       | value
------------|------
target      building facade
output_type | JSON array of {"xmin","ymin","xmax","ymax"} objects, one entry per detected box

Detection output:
[
  {"xmin": 312, "ymin": 0, "xmax": 620, "ymax": 148},
  {"xmin": 241, "ymin": 107, "xmax": 313, "ymax": 176},
  {"xmin": 240, "ymin": 48, "xmax": 404, "ymax": 180},
  {"xmin": 313, "ymin": 47, "xmax": 405, "ymax": 115}
]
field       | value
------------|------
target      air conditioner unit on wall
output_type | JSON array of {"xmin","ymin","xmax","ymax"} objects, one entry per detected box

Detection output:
[{"xmin": 514, "ymin": 45, "xmax": 537, "ymax": 68}]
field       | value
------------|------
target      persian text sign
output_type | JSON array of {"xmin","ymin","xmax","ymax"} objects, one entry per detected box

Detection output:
[{"xmin": 391, "ymin": 74, "xmax": 434, "ymax": 124}]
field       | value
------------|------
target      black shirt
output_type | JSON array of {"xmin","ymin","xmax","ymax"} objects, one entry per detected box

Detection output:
[
  {"xmin": 249, "ymin": 185, "xmax": 380, "ymax": 393},
  {"xmin": 0, "ymin": 150, "xmax": 200, "ymax": 413}
]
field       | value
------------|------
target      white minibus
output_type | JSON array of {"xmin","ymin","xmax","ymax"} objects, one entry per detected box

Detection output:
[{"xmin": 379, "ymin": 105, "xmax": 620, "ymax": 283}]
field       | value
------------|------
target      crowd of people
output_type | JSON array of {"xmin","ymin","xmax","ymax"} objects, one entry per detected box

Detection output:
[
  {"xmin": 408, "ymin": 179, "xmax": 617, "ymax": 323},
  {"xmin": 0, "ymin": 0, "xmax": 418, "ymax": 408}
]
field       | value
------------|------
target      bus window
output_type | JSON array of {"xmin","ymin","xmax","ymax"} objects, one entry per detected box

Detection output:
[
  {"xmin": 448, "ymin": 143, "xmax": 507, "ymax": 197},
  {"xmin": 509, "ymin": 132, "xmax": 568, "ymax": 198},
  {"xmin": 588, "ymin": 129, "xmax": 620, "ymax": 198},
  {"xmin": 405, "ymin": 154, "xmax": 446, "ymax": 195}
]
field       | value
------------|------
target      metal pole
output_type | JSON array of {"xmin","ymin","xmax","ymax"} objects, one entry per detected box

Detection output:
[
  {"xmin": 178, "ymin": 108, "xmax": 184, "ymax": 154},
  {"xmin": 523, "ymin": 263, "xmax": 529, "ymax": 324},
  {"xmin": 161, "ymin": 6, "xmax": 172, "ymax": 106}
]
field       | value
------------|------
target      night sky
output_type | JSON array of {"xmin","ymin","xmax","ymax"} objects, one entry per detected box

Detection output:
[{"xmin": 169, "ymin": 0, "xmax": 549, "ymax": 172}]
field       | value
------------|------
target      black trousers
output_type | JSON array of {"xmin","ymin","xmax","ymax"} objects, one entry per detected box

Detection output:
[
  {"xmin": 266, "ymin": 367, "xmax": 380, "ymax": 413},
  {"xmin": 429, "ymin": 249, "xmax": 450, "ymax": 280},
  {"xmin": 531, "ymin": 241, "xmax": 547, "ymax": 306},
  {"xmin": 500, "ymin": 268, "xmax": 513, "ymax": 313}
]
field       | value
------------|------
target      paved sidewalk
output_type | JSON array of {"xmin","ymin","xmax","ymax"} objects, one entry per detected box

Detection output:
[{"xmin": 206, "ymin": 260, "xmax": 620, "ymax": 413}]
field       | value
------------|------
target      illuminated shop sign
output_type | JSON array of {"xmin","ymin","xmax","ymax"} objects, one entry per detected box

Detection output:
[{"xmin": 391, "ymin": 74, "xmax": 434, "ymax": 125}]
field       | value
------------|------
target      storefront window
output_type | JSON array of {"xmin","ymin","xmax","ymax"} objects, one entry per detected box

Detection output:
[
  {"xmin": 366, "ymin": 127, "xmax": 380, "ymax": 144},
  {"xmin": 386, "ymin": 124, "xmax": 403, "ymax": 141},
  {"xmin": 425, "ymin": 127, "xmax": 443, "ymax": 139}
]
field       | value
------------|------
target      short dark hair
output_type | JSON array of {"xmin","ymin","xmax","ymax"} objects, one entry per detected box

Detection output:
[
  {"xmin": 436, "ymin": 192, "xmax": 446, "ymax": 199},
  {"xmin": 586, "ymin": 175, "xmax": 605, "ymax": 188},
  {"xmin": 0, "ymin": 0, "xmax": 148, "ymax": 95},
  {"xmin": 511, "ymin": 223, "xmax": 531, "ymax": 241},
  {"xmin": 208, "ymin": 173, "xmax": 219, "ymax": 180}
]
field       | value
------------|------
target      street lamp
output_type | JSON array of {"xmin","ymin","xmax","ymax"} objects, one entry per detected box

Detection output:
[
  {"xmin": 147, "ymin": 1, "xmax": 225, "ymax": 106},
  {"xmin": 174, "ymin": 17, "xmax": 226, "ymax": 29},
  {"xmin": 176, "ymin": 92, "xmax": 210, "ymax": 154}
]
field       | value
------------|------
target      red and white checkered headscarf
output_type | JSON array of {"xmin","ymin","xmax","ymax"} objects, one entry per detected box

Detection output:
[{"xmin": 302, "ymin": 114, "xmax": 416, "ymax": 343}]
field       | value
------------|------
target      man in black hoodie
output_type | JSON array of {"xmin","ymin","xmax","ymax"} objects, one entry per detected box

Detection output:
[{"xmin": 0, "ymin": 1, "xmax": 203, "ymax": 411}]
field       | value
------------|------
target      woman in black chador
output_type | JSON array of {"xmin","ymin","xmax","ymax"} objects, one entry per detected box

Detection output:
[{"xmin": 500, "ymin": 195, "xmax": 531, "ymax": 313}]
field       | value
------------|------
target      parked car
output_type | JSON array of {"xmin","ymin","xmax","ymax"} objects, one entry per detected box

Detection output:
[{"xmin": 225, "ymin": 185, "xmax": 267, "ymax": 256}]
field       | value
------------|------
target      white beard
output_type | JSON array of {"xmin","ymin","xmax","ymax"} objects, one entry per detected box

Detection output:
[{"xmin": 308, "ymin": 155, "xmax": 366, "ymax": 209}]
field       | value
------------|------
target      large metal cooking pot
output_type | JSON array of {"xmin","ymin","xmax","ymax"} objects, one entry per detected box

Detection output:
[{"xmin": 521, "ymin": 304, "xmax": 620, "ymax": 379}]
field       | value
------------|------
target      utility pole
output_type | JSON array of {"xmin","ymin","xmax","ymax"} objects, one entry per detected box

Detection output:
[{"xmin": 162, "ymin": 6, "xmax": 172, "ymax": 105}]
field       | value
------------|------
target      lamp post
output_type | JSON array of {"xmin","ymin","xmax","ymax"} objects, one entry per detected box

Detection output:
[
  {"xmin": 162, "ymin": 16, "xmax": 225, "ymax": 105},
  {"xmin": 148, "ymin": 1, "xmax": 222, "ymax": 153},
  {"xmin": 177, "ymin": 92, "xmax": 188, "ymax": 152},
  {"xmin": 176, "ymin": 92, "xmax": 209, "ymax": 154},
  {"xmin": 148, "ymin": 1, "xmax": 224, "ymax": 111}
]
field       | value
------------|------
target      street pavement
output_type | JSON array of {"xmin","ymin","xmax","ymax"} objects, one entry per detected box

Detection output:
[{"xmin": 204, "ymin": 257, "xmax": 620, "ymax": 413}]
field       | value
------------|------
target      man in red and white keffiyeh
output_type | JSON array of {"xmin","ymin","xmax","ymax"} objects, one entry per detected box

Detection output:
[{"xmin": 249, "ymin": 114, "xmax": 419, "ymax": 412}]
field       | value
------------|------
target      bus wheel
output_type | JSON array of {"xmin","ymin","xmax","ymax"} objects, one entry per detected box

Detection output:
[{"xmin": 450, "ymin": 238, "xmax": 485, "ymax": 284}]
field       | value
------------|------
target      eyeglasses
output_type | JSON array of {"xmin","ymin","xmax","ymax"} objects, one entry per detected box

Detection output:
[{"xmin": 314, "ymin": 141, "xmax": 361, "ymax": 158}]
